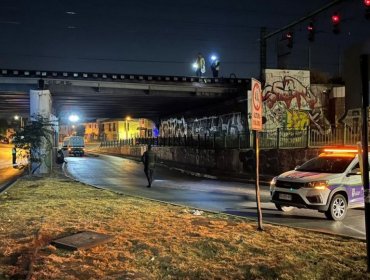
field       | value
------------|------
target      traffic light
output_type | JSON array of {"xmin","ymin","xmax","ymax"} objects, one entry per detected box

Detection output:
[
  {"xmin": 331, "ymin": 12, "xmax": 340, "ymax": 34},
  {"xmin": 307, "ymin": 22, "xmax": 315, "ymax": 42},
  {"xmin": 365, "ymin": 0, "xmax": 370, "ymax": 20},
  {"xmin": 286, "ymin": 32, "xmax": 293, "ymax": 48}
]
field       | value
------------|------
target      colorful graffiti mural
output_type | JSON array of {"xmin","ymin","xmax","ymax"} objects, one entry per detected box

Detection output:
[
  {"xmin": 160, "ymin": 112, "xmax": 245, "ymax": 137},
  {"xmin": 285, "ymin": 110, "xmax": 309, "ymax": 129},
  {"xmin": 262, "ymin": 69, "xmax": 330, "ymax": 133}
]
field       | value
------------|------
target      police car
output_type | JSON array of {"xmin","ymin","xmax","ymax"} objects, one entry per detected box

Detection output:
[{"xmin": 270, "ymin": 148, "xmax": 365, "ymax": 221}]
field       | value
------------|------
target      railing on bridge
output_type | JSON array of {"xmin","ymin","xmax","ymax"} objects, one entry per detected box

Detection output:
[
  {"xmin": 100, "ymin": 124, "xmax": 364, "ymax": 150},
  {"xmin": 0, "ymin": 68, "xmax": 250, "ymax": 85}
]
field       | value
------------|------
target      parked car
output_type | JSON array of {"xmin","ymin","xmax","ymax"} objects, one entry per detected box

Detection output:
[{"xmin": 270, "ymin": 147, "xmax": 365, "ymax": 221}]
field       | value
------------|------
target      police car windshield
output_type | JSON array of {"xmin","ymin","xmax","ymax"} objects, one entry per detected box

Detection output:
[{"xmin": 296, "ymin": 156, "xmax": 354, "ymax": 173}]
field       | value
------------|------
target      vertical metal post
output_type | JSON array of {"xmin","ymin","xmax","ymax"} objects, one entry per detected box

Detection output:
[
  {"xmin": 255, "ymin": 130, "xmax": 263, "ymax": 230},
  {"xmin": 360, "ymin": 54, "xmax": 370, "ymax": 272},
  {"xmin": 306, "ymin": 126, "xmax": 310, "ymax": 148},
  {"xmin": 260, "ymin": 27, "xmax": 267, "ymax": 81}
]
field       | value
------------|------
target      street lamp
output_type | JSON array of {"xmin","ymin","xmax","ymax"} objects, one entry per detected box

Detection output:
[
  {"xmin": 68, "ymin": 114, "xmax": 79, "ymax": 122},
  {"xmin": 14, "ymin": 115, "xmax": 23, "ymax": 128}
]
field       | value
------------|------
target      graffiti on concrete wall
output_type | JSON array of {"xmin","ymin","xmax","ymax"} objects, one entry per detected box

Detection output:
[
  {"xmin": 262, "ymin": 69, "xmax": 330, "ymax": 134},
  {"xmin": 285, "ymin": 110, "xmax": 309, "ymax": 129},
  {"xmin": 160, "ymin": 117, "xmax": 187, "ymax": 137},
  {"xmin": 160, "ymin": 112, "xmax": 245, "ymax": 137}
]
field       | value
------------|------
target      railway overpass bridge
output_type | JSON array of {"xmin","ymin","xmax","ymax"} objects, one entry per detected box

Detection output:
[{"xmin": 0, "ymin": 69, "xmax": 250, "ymax": 122}]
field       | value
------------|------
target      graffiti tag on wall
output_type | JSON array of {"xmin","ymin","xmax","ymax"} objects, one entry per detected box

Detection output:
[
  {"xmin": 160, "ymin": 112, "xmax": 245, "ymax": 137},
  {"xmin": 262, "ymin": 69, "xmax": 330, "ymax": 134}
]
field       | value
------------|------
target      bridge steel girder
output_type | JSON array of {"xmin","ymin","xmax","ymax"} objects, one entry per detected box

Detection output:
[{"xmin": 0, "ymin": 72, "xmax": 250, "ymax": 120}]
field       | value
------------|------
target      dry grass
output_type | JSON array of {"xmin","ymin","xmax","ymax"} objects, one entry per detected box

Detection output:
[{"xmin": 0, "ymin": 176, "xmax": 368, "ymax": 280}]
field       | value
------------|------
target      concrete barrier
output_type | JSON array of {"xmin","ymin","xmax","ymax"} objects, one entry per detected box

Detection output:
[{"xmin": 99, "ymin": 145, "xmax": 322, "ymax": 178}]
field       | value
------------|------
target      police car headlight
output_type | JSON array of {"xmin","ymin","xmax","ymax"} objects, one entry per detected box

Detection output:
[
  {"xmin": 307, "ymin": 181, "xmax": 328, "ymax": 190},
  {"xmin": 270, "ymin": 177, "xmax": 277, "ymax": 191}
]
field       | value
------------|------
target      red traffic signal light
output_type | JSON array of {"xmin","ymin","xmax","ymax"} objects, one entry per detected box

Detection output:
[
  {"xmin": 331, "ymin": 12, "xmax": 340, "ymax": 34},
  {"xmin": 365, "ymin": 0, "xmax": 370, "ymax": 19},
  {"xmin": 285, "ymin": 32, "xmax": 293, "ymax": 48},
  {"xmin": 331, "ymin": 14, "xmax": 340, "ymax": 24},
  {"xmin": 307, "ymin": 22, "xmax": 315, "ymax": 42}
]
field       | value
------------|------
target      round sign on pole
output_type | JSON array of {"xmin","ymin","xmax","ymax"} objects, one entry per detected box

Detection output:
[{"xmin": 251, "ymin": 78, "xmax": 263, "ymax": 131}]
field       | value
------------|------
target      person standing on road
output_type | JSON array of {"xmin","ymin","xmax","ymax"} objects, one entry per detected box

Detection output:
[
  {"xmin": 141, "ymin": 144, "xmax": 157, "ymax": 188},
  {"xmin": 56, "ymin": 149, "xmax": 67, "ymax": 164},
  {"xmin": 12, "ymin": 146, "xmax": 17, "ymax": 165}
]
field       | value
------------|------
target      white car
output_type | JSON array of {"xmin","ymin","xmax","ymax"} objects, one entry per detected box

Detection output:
[{"xmin": 270, "ymin": 148, "xmax": 365, "ymax": 221}]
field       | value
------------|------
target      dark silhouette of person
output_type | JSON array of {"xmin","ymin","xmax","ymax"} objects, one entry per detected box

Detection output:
[
  {"xmin": 211, "ymin": 59, "xmax": 220, "ymax": 77},
  {"xmin": 141, "ymin": 144, "xmax": 157, "ymax": 188},
  {"xmin": 56, "ymin": 149, "xmax": 67, "ymax": 164},
  {"xmin": 12, "ymin": 146, "xmax": 16, "ymax": 165}
]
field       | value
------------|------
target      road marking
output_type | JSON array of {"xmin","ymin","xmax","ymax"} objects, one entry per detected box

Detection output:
[{"xmin": 342, "ymin": 224, "xmax": 365, "ymax": 235}]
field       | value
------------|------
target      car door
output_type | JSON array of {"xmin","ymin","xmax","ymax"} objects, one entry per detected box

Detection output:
[{"xmin": 344, "ymin": 162, "xmax": 364, "ymax": 205}]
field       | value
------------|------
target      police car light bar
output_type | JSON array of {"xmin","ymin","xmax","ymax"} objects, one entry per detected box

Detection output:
[{"xmin": 323, "ymin": 148, "xmax": 358, "ymax": 153}]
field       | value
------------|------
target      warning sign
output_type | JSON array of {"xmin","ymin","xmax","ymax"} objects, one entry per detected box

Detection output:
[{"xmin": 251, "ymin": 78, "xmax": 263, "ymax": 131}]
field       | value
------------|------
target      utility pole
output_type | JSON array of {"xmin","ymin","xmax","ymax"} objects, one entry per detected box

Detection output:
[
  {"xmin": 360, "ymin": 54, "xmax": 370, "ymax": 272},
  {"xmin": 259, "ymin": 27, "xmax": 266, "ymax": 81}
]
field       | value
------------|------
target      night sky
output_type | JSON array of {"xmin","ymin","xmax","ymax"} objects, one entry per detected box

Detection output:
[{"xmin": 0, "ymin": 0, "xmax": 368, "ymax": 78}]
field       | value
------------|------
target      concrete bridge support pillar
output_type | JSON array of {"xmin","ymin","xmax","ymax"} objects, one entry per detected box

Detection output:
[{"xmin": 29, "ymin": 89, "xmax": 53, "ymax": 175}]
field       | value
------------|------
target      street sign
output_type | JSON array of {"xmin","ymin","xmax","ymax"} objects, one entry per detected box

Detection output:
[{"xmin": 251, "ymin": 78, "xmax": 263, "ymax": 131}]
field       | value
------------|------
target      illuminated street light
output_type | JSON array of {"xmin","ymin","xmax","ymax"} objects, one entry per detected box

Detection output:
[
  {"xmin": 68, "ymin": 114, "xmax": 79, "ymax": 122},
  {"xmin": 211, "ymin": 55, "xmax": 217, "ymax": 61},
  {"xmin": 14, "ymin": 115, "xmax": 23, "ymax": 128}
]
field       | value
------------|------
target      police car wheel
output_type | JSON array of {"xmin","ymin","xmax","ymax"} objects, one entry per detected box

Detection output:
[
  {"xmin": 325, "ymin": 194, "xmax": 347, "ymax": 221},
  {"xmin": 275, "ymin": 203, "xmax": 294, "ymax": 212}
]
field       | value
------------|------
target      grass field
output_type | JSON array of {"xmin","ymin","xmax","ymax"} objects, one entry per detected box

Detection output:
[{"xmin": 0, "ymin": 176, "xmax": 368, "ymax": 280}]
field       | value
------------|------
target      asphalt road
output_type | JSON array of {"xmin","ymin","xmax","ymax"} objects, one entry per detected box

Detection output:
[{"xmin": 64, "ymin": 152, "xmax": 366, "ymax": 240}]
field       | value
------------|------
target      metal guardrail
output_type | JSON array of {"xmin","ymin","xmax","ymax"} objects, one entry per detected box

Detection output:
[
  {"xmin": 100, "ymin": 125, "xmax": 365, "ymax": 150},
  {"xmin": 0, "ymin": 68, "xmax": 250, "ymax": 85}
]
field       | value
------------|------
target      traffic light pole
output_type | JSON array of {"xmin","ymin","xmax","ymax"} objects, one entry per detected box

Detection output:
[
  {"xmin": 259, "ymin": 0, "xmax": 344, "ymax": 78},
  {"xmin": 259, "ymin": 27, "xmax": 266, "ymax": 81},
  {"xmin": 360, "ymin": 54, "xmax": 370, "ymax": 272}
]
